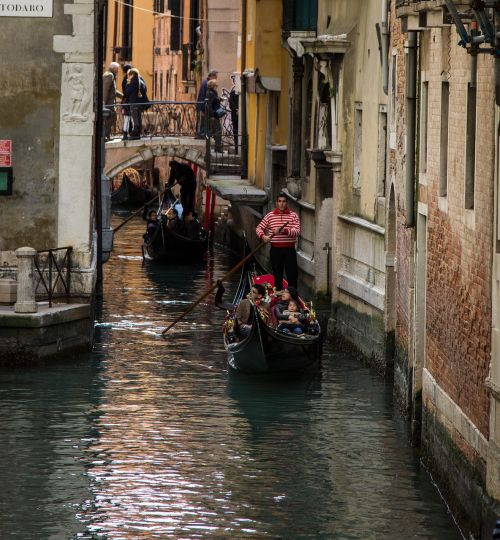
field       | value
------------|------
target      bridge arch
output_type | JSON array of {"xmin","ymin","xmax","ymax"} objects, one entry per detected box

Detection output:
[{"xmin": 104, "ymin": 137, "xmax": 206, "ymax": 179}]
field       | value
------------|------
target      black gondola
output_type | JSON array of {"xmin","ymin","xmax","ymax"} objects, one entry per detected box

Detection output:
[
  {"xmin": 142, "ymin": 189, "xmax": 208, "ymax": 263},
  {"xmin": 216, "ymin": 255, "xmax": 322, "ymax": 373},
  {"xmin": 112, "ymin": 174, "xmax": 154, "ymax": 206}
]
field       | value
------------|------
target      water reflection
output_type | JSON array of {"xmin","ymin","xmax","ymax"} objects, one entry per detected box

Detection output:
[{"xmin": 0, "ymin": 213, "xmax": 463, "ymax": 539}]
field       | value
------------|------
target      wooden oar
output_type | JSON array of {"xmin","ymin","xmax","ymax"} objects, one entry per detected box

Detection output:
[
  {"xmin": 113, "ymin": 194, "xmax": 159, "ymax": 234},
  {"xmin": 161, "ymin": 221, "xmax": 289, "ymax": 336}
]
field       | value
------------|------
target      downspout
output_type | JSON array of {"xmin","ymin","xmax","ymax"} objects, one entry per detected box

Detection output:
[
  {"xmin": 95, "ymin": 0, "xmax": 105, "ymax": 295},
  {"xmin": 381, "ymin": 0, "xmax": 389, "ymax": 95},
  {"xmin": 240, "ymin": 0, "xmax": 248, "ymax": 178},
  {"xmin": 496, "ymin": 7, "xmax": 500, "ymax": 106},
  {"xmin": 405, "ymin": 31, "xmax": 417, "ymax": 228}
]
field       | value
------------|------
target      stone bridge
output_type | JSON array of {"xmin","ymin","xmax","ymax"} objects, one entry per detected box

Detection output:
[{"xmin": 104, "ymin": 136, "xmax": 207, "ymax": 178}]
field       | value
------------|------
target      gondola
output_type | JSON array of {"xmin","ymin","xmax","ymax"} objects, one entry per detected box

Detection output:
[
  {"xmin": 111, "ymin": 174, "xmax": 154, "ymax": 206},
  {"xmin": 216, "ymin": 254, "xmax": 322, "ymax": 373},
  {"xmin": 142, "ymin": 188, "xmax": 208, "ymax": 263}
]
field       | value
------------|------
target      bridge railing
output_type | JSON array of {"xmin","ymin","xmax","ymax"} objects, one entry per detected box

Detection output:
[
  {"xmin": 106, "ymin": 101, "xmax": 198, "ymax": 139},
  {"xmin": 105, "ymin": 100, "xmax": 244, "ymax": 176}
]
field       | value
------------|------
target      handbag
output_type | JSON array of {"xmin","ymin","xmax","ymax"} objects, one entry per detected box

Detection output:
[{"xmin": 214, "ymin": 106, "xmax": 226, "ymax": 119}]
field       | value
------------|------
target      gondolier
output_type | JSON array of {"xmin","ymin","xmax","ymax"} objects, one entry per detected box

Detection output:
[{"xmin": 256, "ymin": 192, "xmax": 300, "ymax": 291}]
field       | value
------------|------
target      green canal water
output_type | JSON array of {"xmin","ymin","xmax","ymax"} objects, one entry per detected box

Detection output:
[{"xmin": 0, "ymin": 215, "xmax": 464, "ymax": 539}]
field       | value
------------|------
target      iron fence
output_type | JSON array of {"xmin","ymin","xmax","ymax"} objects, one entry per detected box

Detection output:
[
  {"xmin": 34, "ymin": 247, "xmax": 72, "ymax": 307},
  {"xmin": 105, "ymin": 100, "xmax": 244, "ymax": 176}
]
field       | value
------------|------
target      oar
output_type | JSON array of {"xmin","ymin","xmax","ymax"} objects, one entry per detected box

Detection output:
[
  {"xmin": 113, "ymin": 194, "xmax": 159, "ymax": 234},
  {"xmin": 161, "ymin": 221, "xmax": 289, "ymax": 336}
]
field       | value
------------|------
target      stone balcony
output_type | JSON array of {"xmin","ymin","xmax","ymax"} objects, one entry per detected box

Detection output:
[{"xmin": 396, "ymin": 0, "xmax": 472, "ymax": 22}]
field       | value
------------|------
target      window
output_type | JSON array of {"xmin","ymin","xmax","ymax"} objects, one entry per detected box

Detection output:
[
  {"xmin": 282, "ymin": 0, "xmax": 317, "ymax": 32},
  {"xmin": 439, "ymin": 81, "xmax": 449, "ymax": 197},
  {"xmin": 378, "ymin": 105, "xmax": 387, "ymax": 196},
  {"xmin": 160, "ymin": 72, "xmax": 163, "ymax": 100},
  {"xmin": 120, "ymin": 0, "xmax": 133, "ymax": 60},
  {"xmin": 465, "ymin": 82, "xmax": 476, "ymax": 209},
  {"xmin": 169, "ymin": 0, "xmax": 181, "ymax": 51},
  {"xmin": 353, "ymin": 103, "xmax": 363, "ymax": 191},
  {"xmin": 420, "ymin": 81, "xmax": 428, "ymax": 174},
  {"xmin": 153, "ymin": 0, "xmax": 164, "ymax": 13}
]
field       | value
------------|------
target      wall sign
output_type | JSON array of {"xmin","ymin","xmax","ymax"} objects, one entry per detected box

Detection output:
[
  {"xmin": 0, "ymin": 140, "xmax": 12, "ymax": 167},
  {"xmin": 0, "ymin": 0, "xmax": 52, "ymax": 17}
]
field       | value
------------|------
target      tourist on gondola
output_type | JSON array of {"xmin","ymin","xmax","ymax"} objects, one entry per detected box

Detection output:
[
  {"xmin": 167, "ymin": 160, "xmax": 197, "ymax": 215},
  {"xmin": 235, "ymin": 283, "xmax": 267, "ymax": 339},
  {"xmin": 256, "ymin": 192, "xmax": 301, "ymax": 292},
  {"xmin": 184, "ymin": 211, "xmax": 201, "ymax": 240},
  {"xmin": 277, "ymin": 299, "xmax": 307, "ymax": 335},
  {"xmin": 165, "ymin": 207, "xmax": 183, "ymax": 233},
  {"xmin": 142, "ymin": 209, "xmax": 159, "ymax": 240}
]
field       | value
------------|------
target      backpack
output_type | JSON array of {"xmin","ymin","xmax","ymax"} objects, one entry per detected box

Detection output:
[{"xmin": 139, "ymin": 77, "xmax": 152, "ymax": 110}]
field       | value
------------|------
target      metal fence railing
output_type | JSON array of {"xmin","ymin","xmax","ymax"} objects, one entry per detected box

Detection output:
[
  {"xmin": 34, "ymin": 247, "xmax": 72, "ymax": 307},
  {"xmin": 105, "ymin": 100, "xmax": 244, "ymax": 177}
]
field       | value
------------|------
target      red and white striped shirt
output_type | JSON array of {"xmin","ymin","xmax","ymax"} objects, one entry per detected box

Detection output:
[{"xmin": 256, "ymin": 207, "xmax": 300, "ymax": 248}]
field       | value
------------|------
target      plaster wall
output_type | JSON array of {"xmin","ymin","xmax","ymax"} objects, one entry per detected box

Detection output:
[{"xmin": 0, "ymin": 5, "xmax": 71, "ymax": 252}]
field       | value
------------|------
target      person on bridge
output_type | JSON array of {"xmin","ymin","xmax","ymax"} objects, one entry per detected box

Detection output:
[
  {"xmin": 196, "ymin": 69, "xmax": 218, "ymax": 138},
  {"xmin": 206, "ymin": 79, "xmax": 223, "ymax": 153},
  {"xmin": 167, "ymin": 160, "xmax": 197, "ymax": 215},
  {"xmin": 123, "ymin": 68, "xmax": 143, "ymax": 140},
  {"xmin": 256, "ymin": 192, "xmax": 301, "ymax": 292},
  {"xmin": 103, "ymin": 62, "xmax": 122, "ymax": 140}
]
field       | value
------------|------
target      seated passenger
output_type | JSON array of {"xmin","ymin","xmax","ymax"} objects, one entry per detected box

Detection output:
[
  {"xmin": 166, "ymin": 207, "xmax": 184, "ymax": 233},
  {"xmin": 184, "ymin": 211, "xmax": 201, "ymax": 240},
  {"xmin": 235, "ymin": 283, "xmax": 267, "ymax": 339},
  {"xmin": 274, "ymin": 287, "xmax": 300, "ymax": 321},
  {"xmin": 277, "ymin": 299, "xmax": 307, "ymax": 335},
  {"xmin": 143, "ymin": 210, "xmax": 159, "ymax": 240}
]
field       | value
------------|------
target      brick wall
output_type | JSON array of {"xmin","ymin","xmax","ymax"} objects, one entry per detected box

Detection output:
[
  {"xmin": 424, "ymin": 26, "xmax": 494, "ymax": 438},
  {"xmin": 389, "ymin": 9, "xmax": 415, "ymax": 410}
]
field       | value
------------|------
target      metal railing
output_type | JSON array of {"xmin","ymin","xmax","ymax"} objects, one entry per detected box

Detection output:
[
  {"xmin": 34, "ymin": 247, "xmax": 72, "ymax": 307},
  {"xmin": 107, "ymin": 101, "xmax": 198, "ymax": 138},
  {"xmin": 105, "ymin": 100, "xmax": 245, "ymax": 177}
]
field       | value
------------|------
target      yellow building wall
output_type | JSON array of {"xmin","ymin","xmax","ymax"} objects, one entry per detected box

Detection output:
[
  {"xmin": 104, "ymin": 0, "xmax": 154, "ymax": 92},
  {"xmin": 245, "ymin": 0, "xmax": 288, "ymax": 188}
]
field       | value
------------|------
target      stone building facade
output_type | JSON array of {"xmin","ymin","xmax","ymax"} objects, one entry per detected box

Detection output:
[{"xmin": 0, "ymin": 0, "xmax": 97, "ymax": 297}]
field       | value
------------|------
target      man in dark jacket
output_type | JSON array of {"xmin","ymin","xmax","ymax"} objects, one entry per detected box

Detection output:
[
  {"xmin": 103, "ymin": 62, "xmax": 122, "ymax": 139},
  {"xmin": 167, "ymin": 160, "xmax": 197, "ymax": 215},
  {"xmin": 196, "ymin": 69, "xmax": 217, "ymax": 138}
]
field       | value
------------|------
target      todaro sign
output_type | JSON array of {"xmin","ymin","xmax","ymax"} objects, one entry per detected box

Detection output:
[{"xmin": 0, "ymin": 0, "xmax": 52, "ymax": 17}]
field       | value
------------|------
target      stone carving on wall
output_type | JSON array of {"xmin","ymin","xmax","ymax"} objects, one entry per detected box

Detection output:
[{"xmin": 63, "ymin": 64, "xmax": 90, "ymax": 122}]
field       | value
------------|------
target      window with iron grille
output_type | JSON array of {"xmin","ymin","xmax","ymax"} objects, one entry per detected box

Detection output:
[
  {"xmin": 181, "ymin": 43, "xmax": 194, "ymax": 81},
  {"xmin": 154, "ymin": 0, "xmax": 164, "ymax": 13}
]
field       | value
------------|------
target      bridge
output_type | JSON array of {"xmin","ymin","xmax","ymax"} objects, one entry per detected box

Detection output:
[{"xmin": 104, "ymin": 101, "xmax": 242, "ymax": 178}]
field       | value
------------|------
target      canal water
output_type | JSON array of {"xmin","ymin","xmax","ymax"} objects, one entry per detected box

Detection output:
[{"xmin": 0, "ymin": 215, "xmax": 464, "ymax": 539}]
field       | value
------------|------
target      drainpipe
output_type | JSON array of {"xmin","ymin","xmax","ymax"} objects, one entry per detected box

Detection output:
[
  {"xmin": 496, "ymin": 7, "xmax": 500, "ymax": 106},
  {"xmin": 94, "ymin": 1, "xmax": 105, "ymax": 295},
  {"xmin": 381, "ymin": 0, "xmax": 389, "ymax": 95},
  {"xmin": 240, "ymin": 0, "xmax": 248, "ymax": 178},
  {"xmin": 405, "ymin": 31, "xmax": 417, "ymax": 228}
]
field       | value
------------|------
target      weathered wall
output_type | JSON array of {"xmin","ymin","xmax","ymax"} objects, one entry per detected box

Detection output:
[{"xmin": 0, "ymin": 7, "xmax": 71, "ymax": 252}]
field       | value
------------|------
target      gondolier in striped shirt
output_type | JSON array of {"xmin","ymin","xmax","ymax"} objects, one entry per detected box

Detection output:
[{"xmin": 256, "ymin": 192, "xmax": 300, "ymax": 292}]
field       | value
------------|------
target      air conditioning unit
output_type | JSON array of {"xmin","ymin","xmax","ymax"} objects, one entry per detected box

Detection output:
[{"xmin": 154, "ymin": 47, "xmax": 161, "ymax": 54}]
